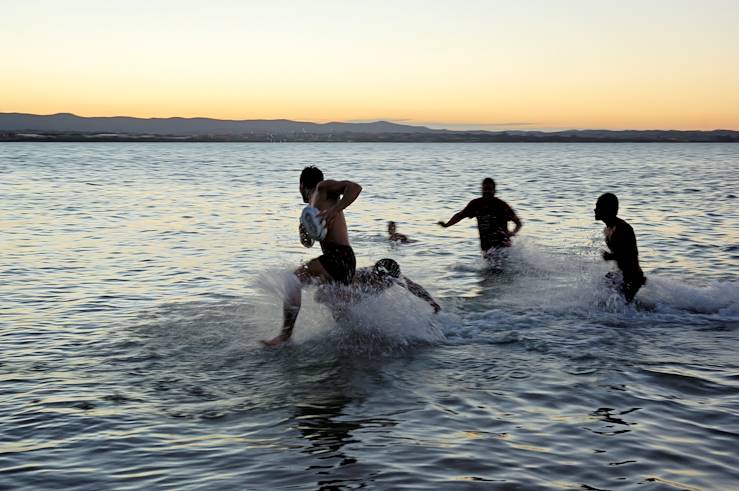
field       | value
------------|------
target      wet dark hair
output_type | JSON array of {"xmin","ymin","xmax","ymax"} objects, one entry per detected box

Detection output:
[
  {"xmin": 482, "ymin": 177, "xmax": 495, "ymax": 187},
  {"xmin": 597, "ymin": 192, "xmax": 619, "ymax": 215},
  {"xmin": 300, "ymin": 166, "xmax": 324, "ymax": 190},
  {"xmin": 373, "ymin": 258, "xmax": 401, "ymax": 279}
]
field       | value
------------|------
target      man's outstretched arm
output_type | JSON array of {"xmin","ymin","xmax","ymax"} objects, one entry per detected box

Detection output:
[
  {"xmin": 402, "ymin": 277, "xmax": 441, "ymax": 313},
  {"xmin": 438, "ymin": 210, "xmax": 467, "ymax": 228}
]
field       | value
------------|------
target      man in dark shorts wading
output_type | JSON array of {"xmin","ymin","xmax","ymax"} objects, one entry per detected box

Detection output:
[
  {"xmin": 594, "ymin": 192, "xmax": 646, "ymax": 303},
  {"xmin": 438, "ymin": 177, "xmax": 522, "ymax": 256},
  {"xmin": 262, "ymin": 166, "xmax": 362, "ymax": 347}
]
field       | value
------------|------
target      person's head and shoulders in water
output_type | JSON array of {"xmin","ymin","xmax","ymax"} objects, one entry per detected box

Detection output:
[
  {"xmin": 438, "ymin": 177, "xmax": 522, "ymax": 255},
  {"xmin": 317, "ymin": 258, "xmax": 441, "ymax": 317},
  {"xmin": 261, "ymin": 166, "xmax": 362, "ymax": 347},
  {"xmin": 594, "ymin": 192, "xmax": 646, "ymax": 303},
  {"xmin": 388, "ymin": 221, "xmax": 412, "ymax": 244}
]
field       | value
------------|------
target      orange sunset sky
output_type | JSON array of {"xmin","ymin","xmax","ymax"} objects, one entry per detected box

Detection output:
[{"xmin": 3, "ymin": 0, "xmax": 738, "ymax": 131}]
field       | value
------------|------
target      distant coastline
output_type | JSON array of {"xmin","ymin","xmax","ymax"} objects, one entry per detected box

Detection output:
[{"xmin": 1, "ymin": 113, "xmax": 737, "ymax": 143}]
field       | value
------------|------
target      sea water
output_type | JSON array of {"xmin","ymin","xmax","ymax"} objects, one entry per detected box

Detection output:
[{"xmin": 1, "ymin": 142, "xmax": 738, "ymax": 490}]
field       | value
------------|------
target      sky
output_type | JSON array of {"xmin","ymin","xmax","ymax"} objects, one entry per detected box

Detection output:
[{"xmin": 2, "ymin": 0, "xmax": 739, "ymax": 130}]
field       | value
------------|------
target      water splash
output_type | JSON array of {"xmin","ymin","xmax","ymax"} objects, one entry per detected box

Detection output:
[{"xmin": 253, "ymin": 269, "xmax": 446, "ymax": 353}]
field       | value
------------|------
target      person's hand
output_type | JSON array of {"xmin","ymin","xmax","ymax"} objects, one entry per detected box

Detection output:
[
  {"xmin": 437, "ymin": 221, "xmax": 447, "ymax": 228},
  {"xmin": 431, "ymin": 301, "xmax": 441, "ymax": 313},
  {"xmin": 299, "ymin": 223, "xmax": 314, "ymax": 248},
  {"xmin": 319, "ymin": 206, "xmax": 340, "ymax": 226},
  {"xmin": 602, "ymin": 250, "xmax": 615, "ymax": 261}
]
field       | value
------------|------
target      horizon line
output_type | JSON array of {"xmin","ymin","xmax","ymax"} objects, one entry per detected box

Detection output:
[{"xmin": 2, "ymin": 111, "xmax": 737, "ymax": 133}]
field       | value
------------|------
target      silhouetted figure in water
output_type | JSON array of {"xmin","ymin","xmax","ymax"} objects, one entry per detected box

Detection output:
[
  {"xmin": 437, "ymin": 177, "xmax": 522, "ymax": 256},
  {"xmin": 594, "ymin": 193, "xmax": 646, "ymax": 303},
  {"xmin": 388, "ymin": 221, "xmax": 411, "ymax": 244}
]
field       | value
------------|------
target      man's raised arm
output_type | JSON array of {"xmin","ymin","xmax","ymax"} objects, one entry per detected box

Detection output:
[
  {"xmin": 437, "ymin": 210, "xmax": 467, "ymax": 228},
  {"xmin": 317, "ymin": 180, "xmax": 362, "ymax": 223}
]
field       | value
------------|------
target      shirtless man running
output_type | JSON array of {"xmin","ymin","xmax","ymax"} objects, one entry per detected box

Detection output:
[
  {"xmin": 262, "ymin": 166, "xmax": 362, "ymax": 347},
  {"xmin": 594, "ymin": 192, "xmax": 646, "ymax": 303}
]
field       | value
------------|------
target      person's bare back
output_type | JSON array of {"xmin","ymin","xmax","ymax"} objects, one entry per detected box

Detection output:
[{"xmin": 310, "ymin": 181, "xmax": 351, "ymax": 246}]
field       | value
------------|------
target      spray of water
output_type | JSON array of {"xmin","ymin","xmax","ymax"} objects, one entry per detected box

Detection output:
[{"xmin": 253, "ymin": 269, "xmax": 447, "ymax": 353}]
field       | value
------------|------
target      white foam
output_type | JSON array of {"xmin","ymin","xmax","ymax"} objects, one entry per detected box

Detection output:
[
  {"xmin": 329, "ymin": 289, "xmax": 446, "ymax": 348},
  {"xmin": 253, "ymin": 269, "xmax": 446, "ymax": 351},
  {"xmin": 480, "ymin": 239, "xmax": 739, "ymax": 319},
  {"xmin": 251, "ymin": 269, "xmax": 335, "ymax": 342},
  {"xmin": 640, "ymin": 276, "xmax": 739, "ymax": 316}
]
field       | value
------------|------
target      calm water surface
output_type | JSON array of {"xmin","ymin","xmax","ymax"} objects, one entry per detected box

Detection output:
[{"xmin": 1, "ymin": 143, "xmax": 738, "ymax": 490}]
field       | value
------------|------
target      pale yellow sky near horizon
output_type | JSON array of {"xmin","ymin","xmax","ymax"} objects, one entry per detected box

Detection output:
[{"xmin": 2, "ymin": 0, "xmax": 739, "ymax": 130}]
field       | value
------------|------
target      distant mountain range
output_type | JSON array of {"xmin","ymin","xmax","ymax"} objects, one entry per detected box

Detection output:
[
  {"xmin": 0, "ymin": 112, "xmax": 435, "ymax": 135},
  {"xmin": 1, "ymin": 112, "xmax": 737, "ymax": 142}
]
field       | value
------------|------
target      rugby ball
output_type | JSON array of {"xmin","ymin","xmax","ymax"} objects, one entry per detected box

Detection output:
[{"xmin": 300, "ymin": 206, "xmax": 327, "ymax": 241}]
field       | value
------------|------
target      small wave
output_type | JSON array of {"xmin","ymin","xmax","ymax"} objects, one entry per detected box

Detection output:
[
  {"xmin": 639, "ymin": 368, "xmax": 729, "ymax": 398},
  {"xmin": 464, "ymin": 239, "xmax": 739, "ymax": 321},
  {"xmin": 641, "ymin": 276, "xmax": 739, "ymax": 316},
  {"xmin": 324, "ymin": 294, "xmax": 446, "ymax": 353}
]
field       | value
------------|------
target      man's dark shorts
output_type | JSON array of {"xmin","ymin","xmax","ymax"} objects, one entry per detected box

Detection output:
[
  {"xmin": 318, "ymin": 244, "xmax": 356, "ymax": 285},
  {"xmin": 605, "ymin": 271, "xmax": 646, "ymax": 303}
]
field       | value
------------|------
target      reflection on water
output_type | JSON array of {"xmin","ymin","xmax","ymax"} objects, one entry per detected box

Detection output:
[{"xmin": 1, "ymin": 142, "xmax": 738, "ymax": 490}]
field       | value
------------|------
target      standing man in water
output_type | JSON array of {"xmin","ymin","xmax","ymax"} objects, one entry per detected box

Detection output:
[
  {"xmin": 262, "ymin": 166, "xmax": 362, "ymax": 347},
  {"xmin": 594, "ymin": 192, "xmax": 646, "ymax": 303},
  {"xmin": 437, "ymin": 177, "xmax": 522, "ymax": 255}
]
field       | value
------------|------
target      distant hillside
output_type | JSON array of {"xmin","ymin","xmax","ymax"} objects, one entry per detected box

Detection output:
[
  {"xmin": 0, "ymin": 112, "xmax": 436, "ymax": 135},
  {"xmin": 0, "ymin": 113, "xmax": 737, "ymax": 142}
]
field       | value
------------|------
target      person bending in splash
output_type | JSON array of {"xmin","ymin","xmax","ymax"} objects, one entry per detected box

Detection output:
[
  {"xmin": 262, "ymin": 166, "xmax": 362, "ymax": 347},
  {"xmin": 355, "ymin": 259, "xmax": 441, "ymax": 312},
  {"xmin": 316, "ymin": 258, "xmax": 441, "ymax": 316},
  {"xmin": 437, "ymin": 177, "xmax": 522, "ymax": 255},
  {"xmin": 388, "ymin": 221, "xmax": 411, "ymax": 244},
  {"xmin": 594, "ymin": 192, "xmax": 646, "ymax": 303}
]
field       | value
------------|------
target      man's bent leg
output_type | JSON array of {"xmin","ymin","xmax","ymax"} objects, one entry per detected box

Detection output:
[
  {"xmin": 262, "ymin": 258, "xmax": 331, "ymax": 347},
  {"xmin": 622, "ymin": 275, "xmax": 646, "ymax": 304}
]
